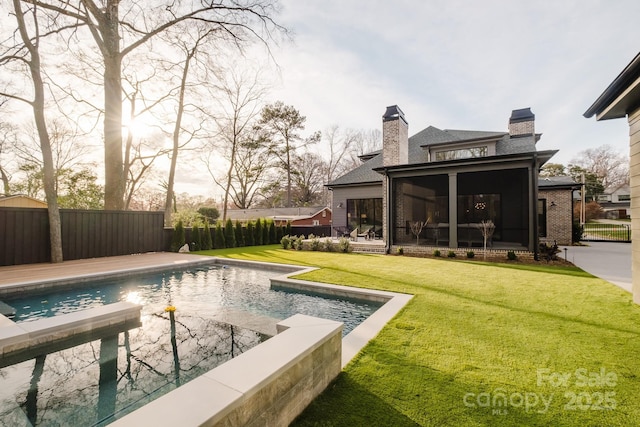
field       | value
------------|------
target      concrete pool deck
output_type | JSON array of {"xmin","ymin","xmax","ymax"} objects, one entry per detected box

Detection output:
[{"xmin": 0, "ymin": 252, "xmax": 216, "ymax": 290}]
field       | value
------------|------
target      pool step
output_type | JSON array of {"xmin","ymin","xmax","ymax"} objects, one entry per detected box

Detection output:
[
  {"xmin": 0, "ymin": 302, "xmax": 141, "ymax": 366},
  {"xmin": 211, "ymin": 308, "xmax": 278, "ymax": 336},
  {"xmin": 0, "ymin": 301, "xmax": 15, "ymax": 318}
]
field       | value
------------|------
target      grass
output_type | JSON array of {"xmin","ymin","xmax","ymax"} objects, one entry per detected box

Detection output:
[{"xmin": 198, "ymin": 245, "xmax": 640, "ymax": 426}]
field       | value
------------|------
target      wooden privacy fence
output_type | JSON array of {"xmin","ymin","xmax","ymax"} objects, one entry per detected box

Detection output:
[{"xmin": 0, "ymin": 207, "xmax": 167, "ymax": 266}]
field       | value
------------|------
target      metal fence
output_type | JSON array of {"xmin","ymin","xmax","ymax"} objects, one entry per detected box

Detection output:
[
  {"xmin": 0, "ymin": 207, "xmax": 167, "ymax": 266},
  {"xmin": 581, "ymin": 223, "xmax": 631, "ymax": 242}
]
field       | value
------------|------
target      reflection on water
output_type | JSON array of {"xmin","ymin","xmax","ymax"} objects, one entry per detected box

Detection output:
[{"xmin": 0, "ymin": 311, "xmax": 265, "ymax": 426}]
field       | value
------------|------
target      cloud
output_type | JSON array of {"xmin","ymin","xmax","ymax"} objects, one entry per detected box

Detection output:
[{"xmin": 268, "ymin": 0, "xmax": 639, "ymax": 165}]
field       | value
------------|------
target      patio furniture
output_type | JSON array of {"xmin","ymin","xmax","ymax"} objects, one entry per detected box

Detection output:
[
  {"xmin": 358, "ymin": 227, "xmax": 372, "ymax": 240},
  {"xmin": 350, "ymin": 228, "xmax": 359, "ymax": 241}
]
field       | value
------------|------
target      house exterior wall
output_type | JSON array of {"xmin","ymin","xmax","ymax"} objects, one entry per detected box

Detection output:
[
  {"xmin": 291, "ymin": 209, "xmax": 332, "ymax": 226},
  {"xmin": 331, "ymin": 184, "xmax": 383, "ymax": 230},
  {"xmin": 630, "ymin": 106, "xmax": 640, "ymax": 304},
  {"xmin": 539, "ymin": 188, "xmax": 573, "ymax": 246}
]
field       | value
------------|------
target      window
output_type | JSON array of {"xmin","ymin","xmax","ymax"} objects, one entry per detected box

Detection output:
[
  {"xmin": 312, "ymin": 219, "xmax": 320, "ymax": 226},
  {"xmin": 538, "ymin": 199, "xmax": 547, "ymax": 237},
  {"xmin": 435, "ymin": 146, "xmax": 488, "ymax": 161},
  {"xmin": 597, "ymin": 194, "xmax": 611, "ymax": 202},
  {"xmin": 346, "ymin": 198, "xmax": 382, "ymax": 235},
  {"xmin": 618, "ymin": 194, "xmax": 630, "ymax": 201}
]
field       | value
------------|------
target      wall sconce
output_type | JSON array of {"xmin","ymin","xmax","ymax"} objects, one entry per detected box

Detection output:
[
  {"xmin": 336, "ymin": 202, "xmax": 343, "ymax": 208},
  {"xmin": 550, "ymin": 201, "xmax": 557, "ymax": 208}
]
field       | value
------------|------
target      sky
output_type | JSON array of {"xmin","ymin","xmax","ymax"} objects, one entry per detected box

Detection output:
[{"xmin": 257, "ymin": 0, "xmax": 640, "ymax": 166}]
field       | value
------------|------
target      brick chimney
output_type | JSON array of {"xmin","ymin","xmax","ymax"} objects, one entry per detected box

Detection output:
[
  {"xmin": 382, "ymin": 105, "xmax": 409, "ymax": 166},
  {"xmin": 509, "ymin": 107, "xmax": 535, "ymax": 137}
]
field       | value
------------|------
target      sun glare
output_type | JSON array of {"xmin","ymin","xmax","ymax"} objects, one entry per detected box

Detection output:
[
  {"xmin": 122, "ymin": 116, "xmax": 151, "ymax": 139},
  {"xmin": 125, "ymin": 291, "xmax": 143, "ymax": 305}
]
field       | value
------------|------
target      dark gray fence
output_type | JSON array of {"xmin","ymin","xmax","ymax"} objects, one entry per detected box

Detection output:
[{"xmin": 0, "ymin": 207, "xmax": 167, "ymax": 266}]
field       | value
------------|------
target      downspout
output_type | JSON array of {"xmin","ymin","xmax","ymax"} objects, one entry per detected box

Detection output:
[{"xmin": 532, "ymin": 153, "xmax": 539, "ymax": 261}]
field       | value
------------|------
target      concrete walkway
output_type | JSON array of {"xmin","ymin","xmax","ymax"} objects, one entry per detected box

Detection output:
[{"xmin": 560, "ymin": 242, "xmax": 632, "ymax": 292}]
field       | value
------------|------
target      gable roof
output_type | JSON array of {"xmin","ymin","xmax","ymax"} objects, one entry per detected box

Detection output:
[
  {"xmin": 538, "ymin": 176, "xmax": 581, "ymax": 189},
  {"xmin": 0, "ymin": 194, "xmax": 48, "ymax": 208},
  {"xmin": 328, "ymin": 125, "xmax": 539, "ymax": 187},
  {"xmin": 584, "ymin": 51, "xmax": 640, "ymax": 120},
  {"xmin": 225, "ymin": 206, "xmax": 330, "ymax": 222}
]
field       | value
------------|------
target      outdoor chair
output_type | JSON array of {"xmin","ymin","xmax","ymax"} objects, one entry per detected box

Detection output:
[
  {"xmin": 358, "ymin": 227, "xmax": 372, "ymax": 240},
  {"xmin": 350, "ymin": 228, "xmax": 359, "ymax": 241}
]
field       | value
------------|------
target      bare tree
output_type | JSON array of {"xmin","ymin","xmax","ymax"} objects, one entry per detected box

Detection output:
[
  {"xmin": 570, "ymin": 144, "xmax": 629, "ymax": 189},
  {"xmin": 477, "ymin": 220, "xmax": 495, "ymax": 260},
  {"xmin": 291, "ymin": 151, "xmax": 325, "ymax": 206},
  {"xmin": 162, "ymin": 26, "xmax": 215, "ymax": 225},
  {"xmin": 0, "ymin": 121, "xmax": 16, "ymax": 195},
  {"xmin": 323, "ymin": 125, "xmax": 360, "ymax": 182},
  {"xmin": 27, "ymin": 0, "xmax": 287, "ymax": 210},
  {"xmin": 333, "ymin": 128, "xmax": 382, "ymax": 174},
  {"xmin": 226, "ymin": 132, "xmax": 272, "ymax": 209},
  {"xmin": 10, "ymin": 118, "xmax": 90, "ymax": 195},
  {"xmin": 206, "ymin": 65, "xmax": 267, "ymax": 220},
  {"xmin": 410, "ymin": 219, "xmax": 430, "ymax": 245},
  {"xmin": 1, "ymin": 0, "xmax": 63, "ymax": 262},
  {"xmin": 259, "ymin": 101, "xmax": 319, "ymax": 207}
]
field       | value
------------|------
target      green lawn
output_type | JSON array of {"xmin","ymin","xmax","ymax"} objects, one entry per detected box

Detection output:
[{"xmin": 198, "ymin": 245, "xmax": 640, "ymax": 426}]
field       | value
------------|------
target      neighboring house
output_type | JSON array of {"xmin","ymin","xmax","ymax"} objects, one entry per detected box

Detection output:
[
  {"xmin": 538, "ymin": 176, "xmax": 581, "ymax": 245},
  {"xmin": 328, "ymin": 105, "xmax": 570, "ymax": 252},
  {"xmin": 584, "ymin": 50, "xmax": 640, "ymax": 305},
  {"xmin": 596, "ymin": 183, "xmax": 630, "ymax": 219},
  {"xmin": 0, "ymin": 195, "xmax": 47, "ymax": 208},
  {"xmin": 225, "ymin": 206, "xmax": 331, "ymax": 227}
]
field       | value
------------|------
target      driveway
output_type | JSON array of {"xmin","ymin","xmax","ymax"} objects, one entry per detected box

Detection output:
[{"xmin": 559, "ymin": 242, "xmax": 631, "ymax": 292}]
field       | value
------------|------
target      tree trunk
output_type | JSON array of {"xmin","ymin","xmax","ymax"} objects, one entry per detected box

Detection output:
[
  {"xmin": 164, "ymin": 44, "xmax": 195, "ymax": 227},
  {"xmin": 0, "ymin": 166, "xmax": 10, "ymax": 195},
  {"xmin": 102, "ymin": 0, "xmax": 125, "ymax": 210},
  {"xmin": 13, "ymin": 0, "xmax": 63, "ymax": 263}
]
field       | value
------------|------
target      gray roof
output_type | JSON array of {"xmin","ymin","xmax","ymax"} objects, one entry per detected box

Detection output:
[
  {"xmin": 328, "ymin": 125, "xmax": 539, "ymax": 187},
  {"xmin": 538, "ymin": 176, "xmax": 580, "ymax": 188},
  {"xmin": 225, "ymin": 206, "xmax": 329, "ymax": 222}
]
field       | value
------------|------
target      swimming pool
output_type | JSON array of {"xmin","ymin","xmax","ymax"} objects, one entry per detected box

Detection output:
[{"xmin": 0, "ymin": 263, "xmax": 381, "ymax": 426}]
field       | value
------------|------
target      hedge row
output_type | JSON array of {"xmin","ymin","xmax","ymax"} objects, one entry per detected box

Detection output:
[{"xmin": 171, "ymin": 219, "xmax": 292, "ymax": 252}]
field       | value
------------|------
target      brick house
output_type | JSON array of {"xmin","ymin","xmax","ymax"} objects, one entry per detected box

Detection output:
[
  {"xmin": 538, "ymin": 176, "xmax": 581, "ymax": 245},
  {"xmin": 225, "ymin": 206, "xmax": 331, "ymax": 226},
  {"xmin": 328, "ymin": 105, "xmax": 575, "ymax": 253}
]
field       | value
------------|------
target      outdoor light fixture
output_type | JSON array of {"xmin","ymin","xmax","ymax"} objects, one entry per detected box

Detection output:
[
  {"xmin": 550, "ymin": 201, "xmax": 557, "ymax": 207},
  {"xmin": 336, "ymin": 202, "xmax": 343, "ymax": 208}
]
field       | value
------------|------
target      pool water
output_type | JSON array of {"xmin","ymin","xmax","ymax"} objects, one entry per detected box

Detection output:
[
  {"xmin": 7, "ymin": 264, "xmax": 379, "ymax": 335},
  {"xmin": 0, "ymin": 264, "xmax": 381, "ymax": 426}
]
